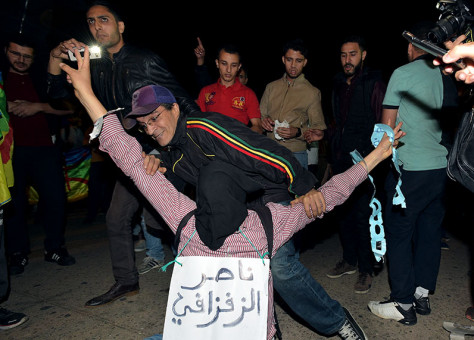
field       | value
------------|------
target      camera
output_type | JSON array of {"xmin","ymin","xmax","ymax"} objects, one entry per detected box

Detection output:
[
  {"xmin": 428, "ymin": 0, "xmax": 474, "ymax": 43},
  {"xmin": 68, "ymin": 46, "xmax": 102, "ymax": 61}
]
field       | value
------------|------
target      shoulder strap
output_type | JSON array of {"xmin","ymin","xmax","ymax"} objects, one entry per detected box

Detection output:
[
  {"xmin": 174, "ymin": 209, "xmax": 197, "ymax": 252},
  {"xmin": 251, "ymin": 204, "xmax": 274, "ymax": 259},
  {"xmin": 173, "ymin": 205, "xmax": 274, "ymax": 258}
]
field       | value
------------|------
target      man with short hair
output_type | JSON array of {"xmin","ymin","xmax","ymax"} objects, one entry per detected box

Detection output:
[
  {"xmin": 197, "ymin": 43, "xmax": 262, "ymax": 133},
  {"xmin": 324, "ymin": 35, "xmax": 387, "ymax": 294},
  {"xmin": 260, "ymin": 38, "xmax": 326, "ymax": 168},
  {"xmin": 47, "ymin": 0, "xmax": 197, "ymax": 306},
  {"xmin": 3, "ymin": 34, "xmax": 75, "ymax": 274},
  {"xmin": 368, "ymin": 22, "xmax": 458, "ymax": 325},
  {"xmin": 260, "ymin": 38, "xmax": 359, "ymax": 337}
]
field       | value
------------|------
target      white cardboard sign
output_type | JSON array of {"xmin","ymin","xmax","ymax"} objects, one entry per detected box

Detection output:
[{"xmin": 163, "ymin": 256, "xmax": 270, "ymax": 340}]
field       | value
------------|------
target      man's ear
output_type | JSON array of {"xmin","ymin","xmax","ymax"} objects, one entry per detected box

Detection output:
[
  {"xmin": 171, "ymin": 102, "xmax": 180, "ymax": 118},
  {"xmin": 362, "ymin": 50, "xmax": 367, "ymax": 62},
  {"xmin": 119, "ymin": 21, "xmax": 125, "ymax": 34}
]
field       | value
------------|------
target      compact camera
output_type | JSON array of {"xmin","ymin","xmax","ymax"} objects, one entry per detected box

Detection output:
[
  {"xmin": 428, "ymin": 0, "xmax": 474, "ymax": 43},
  {"xmin": 68, "ymin": 46, "xmax": 102, "ymax": 61}
]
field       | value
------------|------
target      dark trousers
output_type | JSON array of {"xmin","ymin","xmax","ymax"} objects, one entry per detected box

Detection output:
[
  {"xmin": 0, "ymin": 209, "xmax": 9, "ymax": 301},
  {"xmin": 5, "ymin": 146, "xmax": 66, "ymax": 254},
  {"xmin": 106, "ymin": 171, "xmax": 167, "ymax": 286},
  {"xmin": 385, "ymin": 167, "xmax": 447, "ymax": 304},
  {"xmin": 85, "ymin": 160, "xmax": 116, "ymax": 222},
  {"xmin": 337, "ymin": 179, "xmax": 374, "ymax": 274}
]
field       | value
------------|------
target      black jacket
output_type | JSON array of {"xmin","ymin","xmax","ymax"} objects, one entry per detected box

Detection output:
[
  {"xmin": 329, "ymin": 67, "xmax": 385, "ymax": 174},
  {"xmin": 160, "ymin": 110, "xmax": 318, "ymax": 204},
  {"xmin": 88, "ymin": 44, "xmax": 198, "ymax": 118},
  {"xmin": 47, "ymin": 43, "xmax": 199, "ymax": 152}
]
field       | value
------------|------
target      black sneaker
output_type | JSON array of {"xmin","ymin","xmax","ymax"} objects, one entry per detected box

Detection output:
[
  {"xmin": 0, "ymin": 307, "xmax": 28, "ymax": 330},
  {"xmin": 9, "ymin": 253, "xmax": 28, "ymax": 275},
  {"xmin": 338, "ymin": 307, "xmax": 367, "ymax": 340},
  {"xmin": 44, "ymin": 248, "xmax": 76, "ymax": 266},
  {"xmin": 414, "ymin": 296, "xmax": 431, "ymax": 315}
]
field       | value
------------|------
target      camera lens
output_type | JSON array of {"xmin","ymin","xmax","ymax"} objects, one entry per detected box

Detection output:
[{"xmin": 428, "ymin": 15, "xmax": 463, "ymax": 42}]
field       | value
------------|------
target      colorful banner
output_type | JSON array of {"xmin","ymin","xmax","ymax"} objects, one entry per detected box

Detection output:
[
  {"xmin": 28, "ymin": 145, "xmax": 91, "ymax": 204},
  {"xmin": 0, "ymin": 72, "xmax": 14, "ymax": 207}
]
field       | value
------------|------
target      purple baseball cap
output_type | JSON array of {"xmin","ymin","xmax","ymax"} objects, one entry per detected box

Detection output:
[{"xmin": 123, "ymin": 84, "xmax": 177, "ymax": 130}]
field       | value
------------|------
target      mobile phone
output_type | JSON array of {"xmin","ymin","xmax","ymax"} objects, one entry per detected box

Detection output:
[
  {"xmin": 402, "ymin": 31, "xmax": 466, "ymax": 68},
  {"xmin": 68, "ymin": 46, "xmax": 102, "ymax": 61},
  {"xmin": 402, "ymin": 31, "xmax": 448, "ymax": 57}
]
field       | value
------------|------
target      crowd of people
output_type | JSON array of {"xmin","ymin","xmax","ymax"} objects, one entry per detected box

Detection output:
[{"xmin": 1, "ymin": 0, "xmax": 474, "ymax": 339}]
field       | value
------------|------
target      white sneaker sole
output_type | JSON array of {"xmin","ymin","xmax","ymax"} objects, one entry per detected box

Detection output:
[
  {"xmin": 368, "ymin": 301, "xmax": 404, "ymax": 321},
  {"xmin": 327, "ymin": 269, "xmax": 357, "ymax": 279}
]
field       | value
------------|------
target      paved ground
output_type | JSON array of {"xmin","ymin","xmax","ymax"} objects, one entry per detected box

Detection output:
[{"xmin": 1, "ymin": 190, "xmax": 473, "ymax": 340}]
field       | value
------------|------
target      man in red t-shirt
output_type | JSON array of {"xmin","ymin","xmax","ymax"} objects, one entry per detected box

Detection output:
[{"xmin": 196, "ymin": 43, "xmax": 262, "ymax": 134}]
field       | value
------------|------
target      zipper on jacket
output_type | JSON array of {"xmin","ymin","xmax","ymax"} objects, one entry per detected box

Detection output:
[{"xmin": 111, "ymin": 59, "xmax": 118, "ymax": 107}]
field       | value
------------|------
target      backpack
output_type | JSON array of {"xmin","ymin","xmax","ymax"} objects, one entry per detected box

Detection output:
[
  {"xmin": 174, "ymin": 205, "xmax": 274, "ymax": 259},
  {"xmin": 447, "ymin": 108, "xmax": 474, "ymax": 193}
]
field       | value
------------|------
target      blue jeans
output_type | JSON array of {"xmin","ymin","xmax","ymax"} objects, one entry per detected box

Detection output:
[
  {"xmin": 270, "ymin": 153, "xmax": 346, "ymax": 335},
  {"xmin": 142, "ymin": 214, "xmax": 165, "ymax": 261},
  {"xmin": 271, "ymin": 229, "xmax": 345, "ymax": 335},
  {"xmin": 292, "ymin": 150, "xmax": 308, "ymax": 170}
]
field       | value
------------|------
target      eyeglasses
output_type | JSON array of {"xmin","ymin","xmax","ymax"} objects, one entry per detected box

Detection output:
[
  {"xmin": 137, "ymin": 108, "xmax": 165, "ymax": 134},
  {"xmin": 7, "ymin": 49, "xmax": 34, "ymax": 61}
]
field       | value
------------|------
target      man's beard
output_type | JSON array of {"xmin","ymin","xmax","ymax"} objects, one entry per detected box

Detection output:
[
  {"xmin": 11, "ymin": 62, "xmax": 29, "ymax": 74},
  {"xmin": 344, "ymin": 62, "xmax": 362, "ymax": 78}
]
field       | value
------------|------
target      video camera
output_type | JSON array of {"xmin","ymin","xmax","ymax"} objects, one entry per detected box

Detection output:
[{"xmin": 428, "ymin": 0, "xmax": 474, "ymax": 43}]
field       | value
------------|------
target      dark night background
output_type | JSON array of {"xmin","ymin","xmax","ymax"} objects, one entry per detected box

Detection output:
[{"xmin": 0, "ymin": 0, "xmax": 444, "ymax": 115}]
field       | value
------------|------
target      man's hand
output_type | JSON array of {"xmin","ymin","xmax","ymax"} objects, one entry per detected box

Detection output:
[
  {"xmin": 249, "ymin": 117, "xmax": 263, "ymax": 134},
  {"xmin": 290, "ymin": 188, "xmax": 326, "ymax": 218},
  {"xmin": 304, "ymin": 128, "xmax": 324, "ymax": 143},
  {"xmin": 142, "ymin": 152, "xmax": 166, "ymax": 175},
  {"xmin": 60, "ymin": 47, "xmax": 94, "ymax": 102},
  {"xmin": 50, "ymin": 38, "xmax": 87, "ymax": 60},
  {"xmin": 49, "ymin": 38, "xmax": 88, "ymax": 75},
  {"xmin": 194, "ymin": 37, "xmax": 206, "ymax": 66},
  {"xmin": 8, "ymin": 100, "xmax": 43, "ymax": 117},
  {"xmin": 442, "ymin": 41, "xmax": 474, "ymax": 84},
  {"xmin": 261, "ymin": 117, "xmax": 275, "ymax": 132},
  {"xmin": 275, "ymin": 126, "xmax": 299, "ymax": 139},
  {"xmin": 432, "ymin": 35, "xmax": 474, "ymax": 83}
]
